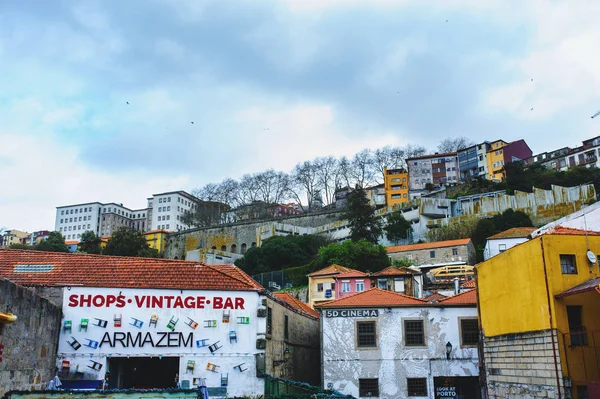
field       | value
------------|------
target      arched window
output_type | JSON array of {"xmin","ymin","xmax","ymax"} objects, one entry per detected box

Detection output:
[
  {"xmin": 251, "ymin": 242, "xmax": 257, "ymax": 248},
  {"xmin": 221, "ymin": 245, "xmax": 227, "ymax": 251},
  {"xmin": 231, "ymin": 244, "xmax": 237, "ymax": 253},
  {"xmin": 211, "ymin": 246, "xmax": 217, "ymax": 250},
  {"xmin": 173, "ymin": 256, "xmax": 178, "ymax": 260},
  {"xmin": 241, "ymin": 243, "xmax": 247, "ymax": 254}
]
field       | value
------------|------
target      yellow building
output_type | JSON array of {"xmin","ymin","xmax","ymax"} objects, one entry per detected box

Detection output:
[
  {"xmin": 384, "ymin": 168, "xmax": 409, "ymax": 206},
  {"xmin": 307, "ymin": 264, "xmax": 350, "ymax": 308},
  {"xmin": 144, "ymin": 229, "xmax": 168, "ymax": 255},
  {"xmin": 486, "ymin": 139, "xmax": 508, "ymax": 181},
  {"xmin": 0, "ymin": 230, "xmax": 30, "ymax": 248},
  {"xmin": 477, "ymin": 227, "xmax": 600, "ymax": 399}
]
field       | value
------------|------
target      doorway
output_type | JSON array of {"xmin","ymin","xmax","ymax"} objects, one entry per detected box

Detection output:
[{"xmin": 107, "ymin": 357, "xmax": 179, "ymax": 389}]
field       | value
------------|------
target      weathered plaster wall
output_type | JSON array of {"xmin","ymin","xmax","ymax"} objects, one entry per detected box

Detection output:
[
  {"xmin": 0, "ymin": 279, "xmax": 62, "ymax": 396},
  {"xmin": 164, "ymin": 211, "xmax": 343, "ymax": 259},
  {"xmin": 388, "ymin": 242, "xmax": 476, "ymax": 266},
  {"xmin": 322, "ymin": 306, "xmax": 478, "ymax": 398},
  {"xmin": 265, "ymin": 297, "xmax": 320, "ymax": 385}
]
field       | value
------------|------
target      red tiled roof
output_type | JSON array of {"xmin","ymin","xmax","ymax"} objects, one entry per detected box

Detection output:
[
  {"xmin": 545, "ymin": 226, "xmax": 600, "ymax": 236},
  {"xmin": 487, "ymin": 227, "xmax": 536, "ymax": 240},
  {"xmin": 274, "ymin": 292, "xmax": 320, "ymax": 318},
  {"xmin": 555, "ymin": 277, "xmax": 600, "ymax": 298},
  {"xmin": 407, "ymin": 152, "xmax": 457, "ymax": 161},
  {"xmin": 387, "ymin": 238, "xmax": 471, "ymax": 253},
  {"xmin": 461, "ymin": 279, "xmax": 476, "ymax": 288},
  {"xmin": 334, "ymin": 270, "xmax": 368, "ymax": 279},
  {"xmin": 315, "ymin": 288, "xmax": 427, "ymax": 308},
  {"xmin": 64, "ymin": 241, "xmax": 79, "ymax": 245},
  {"xmin": 438, "ymin": 289, "xmax": 477, "ymax": 305},
  {"xmin": 372, "ymin": 266, "xmax": 421, "ymax": 277},
  {"xmin": 424, "ymin": 293, "xmax": 447, "ymax": 302},
  {"xmin": 308, "ymin": 264, "xmax": 350, "ymax": 277},
  {"xmin": 0, "ymin": 249, "xmax": 263, "ymax": 291}
]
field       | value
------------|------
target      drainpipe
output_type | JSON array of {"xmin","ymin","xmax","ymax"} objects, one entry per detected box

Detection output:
[{"xmin": 540, "ymin": 236, "xmax": 563, "ymax": 399}]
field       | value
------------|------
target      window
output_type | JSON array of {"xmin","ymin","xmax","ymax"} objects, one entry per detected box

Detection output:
[
  {"xmin": 61, "ymin": 211, "xmax": 64, "ymax": 215},
  {"xmin": 359, "ymin": 379, "xmax": 379, "ymax": 397},
  {"xmin": 394, "ymin": 278, "xmax": 404, "ymax": 292},
  {"xmin": 356, "ymin": 321, "xmax": 377, "ymax": 347},
  {"xmin": 166, "ymin": 224, "xmax": 169, "ymax": 229},
  {"xmin": 498, "ymin": 244, "xmax": 507, "ymax": 252},
  {"xmin": 60, "ymin": 219, "xmax": 63, "ymax": 223},
  {"xmin": 341, "ymin": 281, "xmax": 350, "ymax": 292},
  {"xmin": 560, "ymin": 254, "xmax": 577, "ymax": 274},
  {"xmin": 377, "ymin": 279, "xmax": 387, "ymax": 289},
  {"xmin": 167, "ymin": 215, "xmax": 170, "ymax": 220},
  {"xmin": 159, "ymin": 198, "xmax": 163, "ymax": 203},
  {"xmin": 460, "ymin": 318, "xmax": 479, "ymax": 347},
  {"xmin": 404, "ymin": 320, "xmax": 425, "ymax": 346},
  {"xmin": 567, "ymin": 306, "xmax": 587, "ymax": 346},
  {"xmin": 168, "ymin": 197, "xmax": 171, "ymax": 202},
  {"xmin": 317, "ymin": 283, "xmax": 323, "ymax": 292},
  {"xmin": 407, "ymin": 378, "xmax": 427, "ymax": 397},
  {"xmin": 284, "ymin": 315, "xmax": 289, "ymax": 340},
  {"xmin": 429, "ymin": 250, "xmax": 435, "ymax": 258},
  {"xmin": 266, "ymin": 307, "xmax": 272, "ymax": 335},
  {"xmin": 356, "ymin": 280, "xmax": 365, "ymax": 292}
]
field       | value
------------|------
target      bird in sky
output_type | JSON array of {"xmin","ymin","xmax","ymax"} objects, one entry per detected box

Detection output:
[{"xmin": 126, "ymin": 101, "xmax": 129, "ymax": 104}]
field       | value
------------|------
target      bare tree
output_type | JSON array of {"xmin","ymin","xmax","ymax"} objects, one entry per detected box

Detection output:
[
  {"xmin": 314, "ymin": 156, "xmax": 339, "ymax": 206},
  {"xmin": 402, "ymin": 144, "xmax": 428, "ymax": 168},
  {"xmin": 290, "ymin": 161, "xmax": 321, "ymax": 212},
  {"xmin": 350, "ymin": 149, "xmax": 376, "ymax": 188},
  {"xmin": 372, "ymin": 146, "xmax": 408, "ymax": 183},
  {"xmin": 336, "ymin": 156, "xmax": 353, "ymax": 189},
  {"xmin": 437, "ymin": 137, "xmax": 475, "ymax": 153},
  {"xmin": 254, "ymin": 169, "xmax": 291, "ymax": 205}
]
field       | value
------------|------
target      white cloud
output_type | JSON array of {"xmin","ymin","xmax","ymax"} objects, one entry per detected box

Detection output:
[
  {"xmin": 236, "ymin": 102, "xmax": 405, "ymax": 173},
  {"xmin": 484, "ymin": 1, "xmax": 600, "ymax": 119},
  {"xmin": 0, "ymin": 131, "xmax": 189, "ymax": 232}
]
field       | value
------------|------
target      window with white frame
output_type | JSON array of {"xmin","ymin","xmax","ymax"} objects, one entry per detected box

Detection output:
[
  {"xmin": 356, "ymin": 280, "xmax": 365, "ymax": 292},
  {"xmin": 341, "ymin": 281, "xmax": 350, "ymax": 292}
]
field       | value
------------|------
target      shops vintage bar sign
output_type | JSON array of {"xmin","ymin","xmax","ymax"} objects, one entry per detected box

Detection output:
[
  {"xmin": 67, "ymin": 294, "xmax": 245, "ymax": 310},
  {"xmin": 323, "ymin": 309, "xmax": 379, "ymax": 318}
]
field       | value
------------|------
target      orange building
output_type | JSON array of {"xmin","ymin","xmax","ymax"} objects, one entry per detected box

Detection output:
[{"xmin": 384, "ymin": 168, "xmax": 409, "ymax": 206}]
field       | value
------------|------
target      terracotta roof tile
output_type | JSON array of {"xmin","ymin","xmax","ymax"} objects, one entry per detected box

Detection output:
[
  {"xmin": 308, "ymin": 264, "xmax": 350, "ymax": 277},
  {"xmin": 315, "ymin": 288, "xmax": 427, "ymax": 308},
  {"xmin": 438, "ymin": 289, "xmax": 477, "ymax": 305},
  {"xmin": 461, "ymin": 279, "xmax": 476, "ymax": 288},
  {"xmin": 387, "ymin": 238, "xmax": 472, "ymax": 254},
  {"xmin": 545, "ymin": 226, "xmax": 600, "ymax": 236},
  {"xmin": 487, "ymin": 227, "xmax": 536, "ymax": 240},
  {"xmin": 372, "ymin": 266, "xmax": 421, "ymax": 277},
  {"xmin": 0, "ymin": 249, "xmax": 262, "ymax": 291},
  {"xmin": 424, "ymin": 293, "xmax": 447, "ymax": 302},
  {"xmin": 274, "ymin": 292, "xmax": 320, "ymax": 318},
  {"xmin": 334, "ymin": 270, "xmax": 368, "ymax": 279}
]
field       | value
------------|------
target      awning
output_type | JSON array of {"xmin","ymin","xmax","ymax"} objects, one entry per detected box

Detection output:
[{"xmin": 555, "ymin": 276, "xmax": 600, "ymax": 298}]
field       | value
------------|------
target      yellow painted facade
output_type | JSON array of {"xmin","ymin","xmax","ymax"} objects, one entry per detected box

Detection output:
[
  {"xmin": 307, "ymin": 275, "xmax": 337, "ymax": 309},
  {"xmin": 384, "ymin": 168, "xmax": 409, "ymax": 206},
  {"xmin": 144, "ymin": 230, "xmax": 168, "ymax": 255},
  {"xmin": 478, "ymin": 234, "xmax": 600, "ymax": 388},
  {"xmin": 486, "ymin": 140, "xmax": 508, "ymax": 181}
]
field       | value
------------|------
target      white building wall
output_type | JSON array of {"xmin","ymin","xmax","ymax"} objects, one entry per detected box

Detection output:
[
  {"xmin": 322, "ymin": 306, "xmax": 479, "ymax": 399},
  {"xmin": 58, "ymin": 287, "xmax": 266, "ymax": 396},
  {"xmin": 152, "ymin": 192, "xmax": 197, "ymax": 232},
  {"xmin": 56, "ymin": 203, "xmax": 103, "ymax": 240},
  {"xmin": 483, "ymin": 237, "xmax": 529, "ymax": 260}
]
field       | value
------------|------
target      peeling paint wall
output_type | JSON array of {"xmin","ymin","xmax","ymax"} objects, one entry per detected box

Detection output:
[{"xmin": 322, "ymin": 306, "xmax": 479, "ymax": 398}]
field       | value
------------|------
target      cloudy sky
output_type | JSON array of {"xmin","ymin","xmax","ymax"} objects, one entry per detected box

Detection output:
[{"xmin": 1, "ymin": 0, "xmax": 600, "ymax": 232}]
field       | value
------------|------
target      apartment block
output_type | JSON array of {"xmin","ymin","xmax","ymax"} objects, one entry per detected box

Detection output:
[
  {"xmin": 486, "ymin": 139, "xmax": 533, "ymax": 181},
  {"xmin": 457, "ymin": 142, "xmax": 490, "ymax": 180},
  {"xmin": 529, "ymin": 135, "xmax": 600, "ymax": 172},
  {"xmin": 407, "ymin": 152, "xmax": 459, "ymax": 193},
  {"xmin": 0, "ymin": 229, "xmax": 29, "ymax": 248},
  {"xmin": 383, "ymin": 168, "xmax": 409, "ymax": 206}
]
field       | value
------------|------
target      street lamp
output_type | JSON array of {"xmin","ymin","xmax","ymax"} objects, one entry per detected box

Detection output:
[
  {"xmin": 446, "ymin": 342, "xmax": 452, "ymax": 360},
  {"xmin": 273, "ymin": 347, "xmax": 291, "ymax": 367}
]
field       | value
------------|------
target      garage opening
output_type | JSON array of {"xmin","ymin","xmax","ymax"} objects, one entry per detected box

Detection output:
[{"xmin": 108, "ymin": 356, "xmax": 179, "ymax": 389}]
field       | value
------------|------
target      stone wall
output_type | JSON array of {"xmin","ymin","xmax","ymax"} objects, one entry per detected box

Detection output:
[
  {"xmin": 265, "ymin": 297, "xmax": 320, "ymax": 386},
  {"xmin": 483, "ymin": 329, "xmax": 566, "ymax": 399},
  {"xmin": 164, "ymin": 211, "xmax": 342, "ymax": 259},
  {"xmin": 26, "ymin": 286, "xmax": 64, "ymax": 308},
  {"xmin": 389, "ymin": 242, "xmax": 476, "ymax": 266},
  {"xmin": 0, "ymin": 279, "xmax": 62, "ymax": 396}
]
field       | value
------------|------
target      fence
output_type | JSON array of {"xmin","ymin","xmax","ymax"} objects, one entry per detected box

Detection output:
[{"xmin": 264, "ymin": 373, "xmax": 353, "ymax": 399}]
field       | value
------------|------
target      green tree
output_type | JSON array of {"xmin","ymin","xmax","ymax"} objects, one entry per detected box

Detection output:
[
  {"xmin": 342, "ymin": 187, "xmax": 382, "ymax": 243},
  {"xmin": 103, "ymin": 227, "xmax": 159, "ymax": 257},
  {"xmin": 384, "ymin": 212, "xmax": 412, "ymax": 244},
  {"xmin": 78, "ymin": 231, "xmax": 102, "ymax": 254},
  {"xmin": 472, "ymin": 209, "xmax": 534, "ymax": 262},
  {"xmin": 8, "ymin": 243, "xmax": 33, "ymax": 250},
  {"xmin": 317, "ymin": 240, "xmax": 390, "ymax": 273},
  {"xmin": 235, "ymin": 234, "xmax": 329, "ymax": 275},
  {"xmin": 426, "ymin": 218, "xmax": 479, "ymax": 242},
  {"xmin": 36, "ymin": 232, "xmax": 68, "ymax": 252}
]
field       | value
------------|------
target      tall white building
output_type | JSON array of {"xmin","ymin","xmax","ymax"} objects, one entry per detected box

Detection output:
[
  {"xmin": 54, "ymin": 191, "xmax": 199, "ymax": 240},
  {"xmin": 149, "ymin": 191, "xmax": 199, "ymax": 232}
]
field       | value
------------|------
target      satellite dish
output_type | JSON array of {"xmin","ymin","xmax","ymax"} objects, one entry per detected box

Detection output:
[{"xmin": 587, "ymin": 250, "xmax": 597, "ymax": 264}]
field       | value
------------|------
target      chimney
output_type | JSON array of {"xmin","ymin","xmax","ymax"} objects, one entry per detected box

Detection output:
[{"xmin": 454, "ymin": 278, "xmax": 459, "ymax": 295}]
